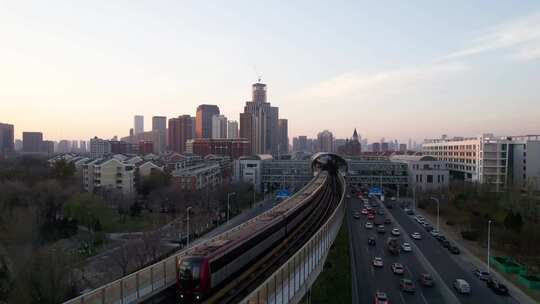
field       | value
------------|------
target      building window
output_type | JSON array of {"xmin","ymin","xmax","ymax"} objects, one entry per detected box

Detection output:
[{"xmin": 427, "ymin": 175, "xmax": 433, "ymax": 183}]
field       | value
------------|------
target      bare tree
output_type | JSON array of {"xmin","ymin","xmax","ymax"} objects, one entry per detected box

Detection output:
[
  {"xmin": 110, "ymin": 243, "xmax": 133, "ymax": 276},
  {"xmin": 142, "ymin": 232, "xmax": 161, "ymax": 263}
]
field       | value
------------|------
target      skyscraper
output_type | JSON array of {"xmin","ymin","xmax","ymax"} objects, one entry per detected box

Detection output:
[
  {"xmin": 239, "ymin": 82, "xmax": 280, "ymax": 155},
  {"xmin": 22, "ymin": 132, "xmax": 43, "ymax": 152},
  {"xmin": 152, "ymin": 116, "xmax": 167, "ymax": 154},
  {"xmin": 134, "ymin": 115, "xmax": 144, "ymax": 135},
  {"xmin": 212, "ymin": 115, "xmax": 228, "ymax": 139},
  {"xmin": 0, "ymin": 123, "xmax": 14, "ymax": 154},
  {"xmin": 196, "ymin": 105, "xmax": 220, "ymax": 138},
  {"xmin": 168, "ymin": 115, "xmax": 193, "ymax": 153},
  {"xmin": 317, "ymin": 130, "xmax": 334, "ymax": 152},
  {"xmin": 227, "ymin": 121, "xmax": 239, "ymax": 139},
  {"xmin": 278, "ymin": 119, "xmax": 289, "ymax": 154}
]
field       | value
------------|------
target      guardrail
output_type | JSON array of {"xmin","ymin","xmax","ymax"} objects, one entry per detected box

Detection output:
[
  {"xmin": 239, "ymin": 174, "xmax": 346, "ymax": 304},
  {"xmin": 63, "ymin": 174, "xmax": 328, "ymax": 304}
]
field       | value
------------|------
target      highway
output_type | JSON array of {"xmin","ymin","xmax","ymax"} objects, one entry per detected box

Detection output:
[
  {"xmin": 348, "ymin": 196, "xmax": 455, "ymax": 304},
  {"xmin": 348, "ymin": 194, "xmax": 529, "ymax": 304},
  {"xmin": 387, "ymin": 201, "xmax": 523, "ymax": 304}
]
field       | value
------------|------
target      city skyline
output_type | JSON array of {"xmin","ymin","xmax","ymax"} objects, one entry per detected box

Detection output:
[{"xmin": 2, "ymin": 2, "xmax": 540, "ymax": 142}]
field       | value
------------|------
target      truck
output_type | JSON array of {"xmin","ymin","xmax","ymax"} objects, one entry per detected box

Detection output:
[{"xmin": 387, "ymin": 237, "xmax": 399, "ymax": 255}]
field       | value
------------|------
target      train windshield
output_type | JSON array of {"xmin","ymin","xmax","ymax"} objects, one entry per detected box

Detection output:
[{"xmin": 178, "ymin": 259, "xmax": 202, "ymax": 289}]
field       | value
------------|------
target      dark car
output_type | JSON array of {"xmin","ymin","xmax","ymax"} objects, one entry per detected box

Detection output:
[
  {"xmin": 368, "ymin": 237, "xmax": 376, "ymax": 246},
  {"xmin": 406, "ymin": 209, "xmax": 415, "ymax": 215},
  {"xmin": 449, "ymin": 245, "xmax": 460, "ymax": 254},
  {"xmin": 419, "ymin": 273, "xmax": 435, "ymax": 287},
  {"xmin": 386, "ymin": 204, "xmax": 393, "ymax": 209},
  {"xmin": 442, "ymin": 240, "xmax": 451, "ymax": 248},
  {"xmin": 377, "ymin": 225, "xmax": 386, "ymax": 234},
  {"xmin": 487, "ymin": 278, "xmax": 509, "ymax": 295},
  {"xmin": 384, "ymin": 218, "xmax": 392, "ymax": 225},
  {"xmin": 400, "ymin": 279, "xmax": 416, "ymax": 293},
  {"xmin": 424, "ymin": 225, "xmax": 434, "ymax": 232},
  {"xmin": 377, "ymin": 209, "xmax": 385, "ymax": 215}
]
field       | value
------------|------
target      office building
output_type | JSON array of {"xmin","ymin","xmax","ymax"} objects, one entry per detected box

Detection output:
[
  {"xmin": 22, "ymin": 132, "xmax": 43, "ymax": 152},
  {"xmin": 293, "ymin": 136, "xmax": 309, "ymax": 152},
  {"xmin": 399, "ymin": 144, "xmax": 407, "ymax": 152},
  {"xmin": 168, "ymin": 115, "xmax": 193, "ymax": 153},
  {"xmin": 212, "ymin": 115, "xmax": 228, "ymax": 139},
  {"xmin": 423, "ymin": 134, "xmax": 540, "ymax": 190},
  {"xmin": 138, "ymin": 141, "xmax": 154, "ymax": 155},
  {"xmin": 390, "ymin": 155, "xmax": 449, "ymax": 191},
  {"xmin": 152, "ymin": 116, "xmax": 167, "ymax": 154},
  {"xmin": 227, "ymin": 121, "xmax": 239, "ymax": 139},
  {"xmin": 278, "ymin": 119, "xmax": 289, "ymax": 154},
  {"xmin": 317, "ymin": 130, "xmax": 334, "ymax": 152},
  {"xmin": 80, "ymin": 140, "xmax": 87, "ymax": 153},
  {"xmin": 41, "ymin": 140, "xmax": 54, "ymax": 154},
  {"xmin": 134, "ymin": 115, "xmax": 144, "ymax": 135},
  {"xmin": 57, "ymin": 140, "xmax": 71, "ymax": 153},
  {"xmin": 239, "ymin": 82, "xmax": 280, "ymax": 155},
  {"xmin": 14, "ymin": 139, "xmax": 22, "ymax": 151},
  {"xmin": 186, "ymin": 138, "xmax": 249, "ymax": 159},
  {"xmin": 0, "ymin": 123, "xmax": 14, "ymax": 154},
  {"xmin": 196, "ymin": 105, "xmax": 220, "ymax": 138}
]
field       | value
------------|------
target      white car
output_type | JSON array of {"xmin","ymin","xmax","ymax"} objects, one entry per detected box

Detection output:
[
  {"xmin": 430, "ymin": 230, "xmax": 440, "ymax": 237},
  {"xmin": 391, "ymin": 228, "xmax": 400, "ymax": 236},
  {"xmin": 411, "ymin": 232, "xmax": 422, "ymax": 240},
  {"xmin": 401, "ymin": 243, "xmax": 412, "ymax": 252},
  {"xmin": 453, "ymin": 279, "xmax": 471, "ymax": 294},
  {"xmin": 365, "ymin": 222, "xmax": 374, "ymax": 229},
  {"xmin": 373, "ymin": 257, "xmax": 384, "ymax": 267}
]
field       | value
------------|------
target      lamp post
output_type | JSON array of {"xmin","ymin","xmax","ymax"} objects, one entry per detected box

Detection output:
[
  {"xmin": 186, "ymin": 206, "xmax": 192, "ymax": 248},
  {"xmin": 227, "ymin": 192, "xmax": 236, "ymax": 224},
  {"xmin": 430, "ymin": 197, "xmax": 440, "ymax": 231},
  {"xmin": 487, "ymin": 220, "xmax": 492, "ymax": 274}
]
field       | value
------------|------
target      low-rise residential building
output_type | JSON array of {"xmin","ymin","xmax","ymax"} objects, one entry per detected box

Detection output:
[
  {"xmin": 171, "ymin": 162, "xmax": 221, "ymax": 191},
  {"xmin": 82, "ymin": 158, "xmax": 135, "ymax": 195},
  {"xmin": 390, "ymin": 154, "xmax": 449, "ymax": 191}
]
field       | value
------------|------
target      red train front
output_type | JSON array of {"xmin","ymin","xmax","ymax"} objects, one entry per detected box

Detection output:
[{"xmin": 177, "ymin": 256, "xmax": 211, "ymax": 303}]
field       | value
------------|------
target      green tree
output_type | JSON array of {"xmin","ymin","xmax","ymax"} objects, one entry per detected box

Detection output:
[{"xmin": 50, "ymin": 159, "xmax": 76, "ymax": 182}]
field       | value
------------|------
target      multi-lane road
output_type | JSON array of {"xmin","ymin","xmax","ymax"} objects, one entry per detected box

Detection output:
[{"xmin": 347, "ymin": 194, "xmax": 527, "ymax": 304}]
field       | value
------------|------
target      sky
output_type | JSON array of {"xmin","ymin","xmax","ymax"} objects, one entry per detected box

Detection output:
[{"xmin": 1, "ymin": 1, "xmax": 540, "ymax": 143}]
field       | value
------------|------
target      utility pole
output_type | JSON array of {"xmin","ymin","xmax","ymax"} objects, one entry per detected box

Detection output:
[
  {"xmin": 186, "ymin": 206, "xmax": 192, "ymax": 248},
  {"xmin": 487, "ymin": 220, "xmax": 492, "ymax": 273}
]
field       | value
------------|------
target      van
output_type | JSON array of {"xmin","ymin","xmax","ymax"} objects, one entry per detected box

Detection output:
[{"xmin": 453, "ymin": 279, "xmax": 471, "ymax": 294}]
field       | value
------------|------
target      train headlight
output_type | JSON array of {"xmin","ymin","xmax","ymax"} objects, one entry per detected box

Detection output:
[
  {"xmin": 196, "ymin": 295, "xmax": 200, "ymax": 300},
  {"xmin": 180, "ymin": 294, "xmax": 184, "ymax": 298}
]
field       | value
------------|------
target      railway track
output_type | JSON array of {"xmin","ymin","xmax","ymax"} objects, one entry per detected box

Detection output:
[{"xmin": 205, "ymin": 175, "xmax": 342, "ymax": 303}]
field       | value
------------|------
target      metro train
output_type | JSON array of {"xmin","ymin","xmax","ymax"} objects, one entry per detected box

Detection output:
[{"xmin": 176, "ymin": 171, "xmax": 337, "ymax": 303}]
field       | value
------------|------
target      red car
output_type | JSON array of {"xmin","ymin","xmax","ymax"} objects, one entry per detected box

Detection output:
[{"xmin": 368, "ymin": 214, "xmax": 375, "ymax": 220}]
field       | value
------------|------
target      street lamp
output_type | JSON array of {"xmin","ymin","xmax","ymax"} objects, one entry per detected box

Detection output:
[
  {"xmin": 430, "ymin": 197, "xmax": 440, "ymax": 231},
  {"xmin": 227, "ymin": 192, "xmax": 236, "ymax": 224},
  {"xmin": 487, "ymin": 220, "xmax": 492, "ymax": 274},
  {"xmin": 186, "ymin": 206, "xmax": 192, "ymax": 248}
]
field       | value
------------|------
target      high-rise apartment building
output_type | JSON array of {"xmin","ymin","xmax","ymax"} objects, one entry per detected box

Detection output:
[
  {"xmin": 134, "ymin": 115, "xmax": 144, "ymax": 135},
  {"xmin": 293, "ymin": 136, "xmax": 309, "ymax": 152},
  {"xmin": 317, "ymin": 130, "xmax": 334, "ymax": 152},
  {"xmin": 423, "ymin": 134, "xmax": 540, "ymax": 190},
  {"xmin": 22, "ymin": 132, "xmax": 43, "ymax": 152},
  {"xmin": 278, "ymin": 119, "xmax": 289, "ymax": 154},
  {"xmin": 239, "ymin": 82, "xmax": 280, "ymax": 155},
  {"xmin": 90, "ymin": 137, "xmax": 112, "ymax": 158},
  {"xmin": 57, "ymin": 140, "xmax": 71, "ymax": 153},
  {"xmin": 227, "ymin": 121, "xmax": 239, "ymax": 139},
  {"xmin": 168, "ymin": 115, "xmax": 193, "ymax": 153},
  {"xmin": 0, "ymin": 123, "xmax": 14, "ymax": 154},
  {"xmin": 152, "ymin": 116, "xmax": 167, "ymax": 154},
  {"xmin": 212, "ymin": 115, "xmax": 228, "ymax": 139},
  {"xmin": 196, "ymin": 105, "xmax": 220, "ymax": 138}
]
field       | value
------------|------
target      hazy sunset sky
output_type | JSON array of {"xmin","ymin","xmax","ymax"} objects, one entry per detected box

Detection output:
[{"xmin": 2, "ymin": 1, "xmax": 540, "ymax": 142}]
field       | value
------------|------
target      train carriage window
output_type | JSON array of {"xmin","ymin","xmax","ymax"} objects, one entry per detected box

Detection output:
[{"xmin": 179, "ymin": 259, "xmax": 202, "ymax": 289}]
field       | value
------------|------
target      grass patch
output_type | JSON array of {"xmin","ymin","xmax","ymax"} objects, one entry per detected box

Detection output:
[{"xmin": 310, "ymin": 219, "xmax": 352, "ymax": 304}]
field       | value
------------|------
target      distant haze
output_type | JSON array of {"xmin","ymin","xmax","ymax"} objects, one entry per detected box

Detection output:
[{"xmin": 2, "ymin": 1, "xmax": 540, "ymax": 142}]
